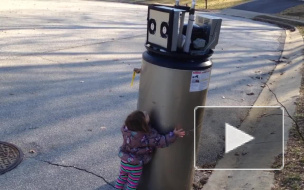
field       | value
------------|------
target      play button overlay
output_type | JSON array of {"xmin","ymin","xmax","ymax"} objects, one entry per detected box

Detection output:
[
  {"xmin": 225, "ymin": 123, "xmax": 255, "ymax": 154},
  {"xmin": 194, "ymin": 106, "xmax": 284, "ymax": 170}
]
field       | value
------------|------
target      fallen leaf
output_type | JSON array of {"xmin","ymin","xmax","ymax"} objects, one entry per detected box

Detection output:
[{"xmin": 29, "ymin": 150, "xmax": 36, "ymax": 154}]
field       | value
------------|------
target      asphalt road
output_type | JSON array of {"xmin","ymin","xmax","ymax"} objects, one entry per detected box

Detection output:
[{"xmin": 233, "ymin": 0, "xmax": 304, "ymax": 14}]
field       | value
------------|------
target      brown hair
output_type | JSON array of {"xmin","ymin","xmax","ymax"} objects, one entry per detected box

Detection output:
[{"xmin": 125, "ymin": 110, "xmax": 149, "ymax": 133}]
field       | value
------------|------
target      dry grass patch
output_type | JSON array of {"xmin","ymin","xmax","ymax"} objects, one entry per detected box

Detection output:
[
  {"xmin": 277, "ymin": 4, "xmax": 304, "ymax": 36},
  {"xmin": 278, "ymin": 5, "xmax": 304, "ymax": 21},
  {"xmin": 99, "ymin": 0, "xmax": 250, "ymax": 10},
  {"xmin": 272, "ymin": 125, "xmax": 304, "ymax": 189}
]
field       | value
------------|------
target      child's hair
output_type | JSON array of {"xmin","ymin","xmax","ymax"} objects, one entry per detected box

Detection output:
[{"xmin": 125, "ymin": 110, "xmax": 149, "ymax": 133}]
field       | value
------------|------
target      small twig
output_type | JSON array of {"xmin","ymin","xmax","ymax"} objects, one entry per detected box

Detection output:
[{"xmin": 265, "ymin": 83, "xmax": 304, "ymax": 141}]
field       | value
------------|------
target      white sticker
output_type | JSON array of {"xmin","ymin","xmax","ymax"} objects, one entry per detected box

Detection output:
[{"xmin": 190, "ymin": 69, "xmax": 211, "ymax": 92}]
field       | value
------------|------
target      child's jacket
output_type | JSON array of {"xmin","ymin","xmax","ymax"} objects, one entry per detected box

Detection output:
[{"xmin": 118, "ymin": 125, "xmax": 177, "ymax": 165}]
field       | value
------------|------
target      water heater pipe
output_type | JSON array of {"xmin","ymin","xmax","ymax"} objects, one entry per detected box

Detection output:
[
  {"xmin": 183, "ymin": 0, "xmax": 196, "ymax": 53},
  {"xmin": 177, "ymin": 12, "xmax": 186, "ymax": 48}
]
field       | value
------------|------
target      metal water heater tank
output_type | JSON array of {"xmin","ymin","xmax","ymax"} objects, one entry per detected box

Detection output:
[{"xmin": 137, "ymin": 50, "xmax": 212, "ymax": 190}]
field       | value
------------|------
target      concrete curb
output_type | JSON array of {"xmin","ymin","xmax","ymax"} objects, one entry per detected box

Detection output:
[
  {"xmin": 253, "ymin": 15, "xmax": 304, "ymax": 32},
  {"xmin": 253, "ymin": 17, "xmax": 295, "ymax": 31},
  {"xmin": 254, "ymin": 15, "xmax": 304, "ymax": 26}
]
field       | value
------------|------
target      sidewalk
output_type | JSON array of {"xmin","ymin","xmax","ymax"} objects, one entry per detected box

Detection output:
[{"xmin": 0, "ymin": 1, "xmax": 300, "ymax": 189}]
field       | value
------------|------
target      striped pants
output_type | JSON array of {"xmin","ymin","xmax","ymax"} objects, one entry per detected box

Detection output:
[{"xmin": 115, "ymin": 160, "xmax": 143, "ymax": 190}]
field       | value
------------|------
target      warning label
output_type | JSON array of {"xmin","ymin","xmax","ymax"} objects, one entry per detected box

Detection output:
[{"xmin": 190, "ymin": 69, "xmax": 211, "ymax": 92}]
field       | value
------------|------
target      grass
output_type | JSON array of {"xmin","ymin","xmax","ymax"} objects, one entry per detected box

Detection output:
[
  {"xmin": 278, "ymin": 5, "xmax": 304, "ymax": 20},
  {"xmin": 277, "ymin": 4, "xmax": 304, "ymax": 36},
  {"xmin": 272, "ymin": 4, "xmax": 304, "ymax": 190},
  {"xmin": 297, "ymin": 26, "xmax": 304, "ymax": 36},
  {"xmin": 99, "ymin": 0, "xmax": 250, "ymax": 10}
]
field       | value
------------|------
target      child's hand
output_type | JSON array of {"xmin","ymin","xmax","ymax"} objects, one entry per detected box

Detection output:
[
  {"xmin": 173, "ymin": 128, "xmax": 185, "ymax": 138},
  {"xmin": 134, "ymin": 68, "xmax": 141, "ymax": 74}
]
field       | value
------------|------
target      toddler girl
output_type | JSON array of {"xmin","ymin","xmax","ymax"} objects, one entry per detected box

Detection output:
[{"xmin": 115, "ymin": 110, "xmax": 185, "ymax": 189}]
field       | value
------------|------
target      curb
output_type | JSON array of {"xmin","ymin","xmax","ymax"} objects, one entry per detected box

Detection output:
[
  {"xmin": 253, "ymin": 15, "xmax": 304, "ymax": 32},
  {"xmin": 218, "ymin": 8, "xmax": 304, "ymax": 32}
]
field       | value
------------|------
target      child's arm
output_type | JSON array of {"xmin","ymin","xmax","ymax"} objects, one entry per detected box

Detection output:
[{"xmin": 147, "ymin": 127, "xmax": 185, "ymax": 148}]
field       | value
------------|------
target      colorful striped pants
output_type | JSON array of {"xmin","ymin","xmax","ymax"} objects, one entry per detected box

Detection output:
[{"xmin": 115, "ymin": 160, "xmax": 143, "ymax": 190}]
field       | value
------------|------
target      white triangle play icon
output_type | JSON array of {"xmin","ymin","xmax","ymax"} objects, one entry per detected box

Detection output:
[{"xmin": 225, "ymin": 123, "xmax": 255, "ymax": 154}]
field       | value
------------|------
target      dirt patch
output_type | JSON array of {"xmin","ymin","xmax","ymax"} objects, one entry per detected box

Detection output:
[
  {"xmin": 192, "ymin": 163, "xmax": 216, "ymax": 189},
  {"xmin": 193, "ymin": 170, "xmax": 213, "ymax": 189},
  {"xmin": 272, "ymin": 125, "xmax": 304, "ymax": 189}
]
